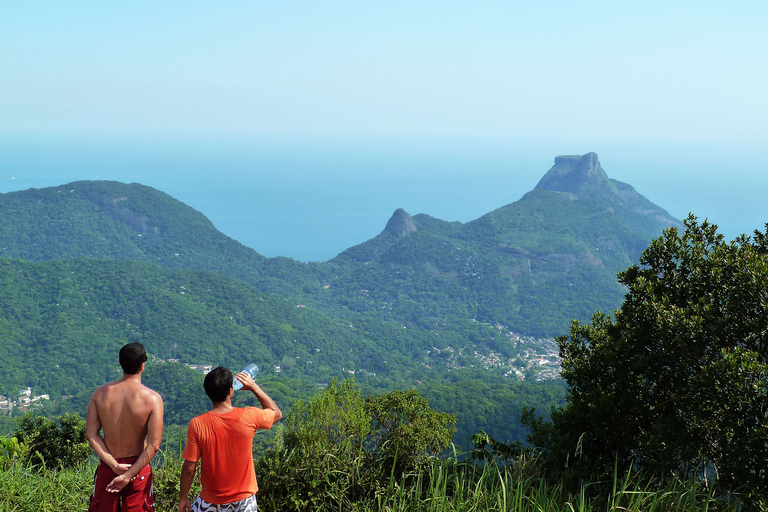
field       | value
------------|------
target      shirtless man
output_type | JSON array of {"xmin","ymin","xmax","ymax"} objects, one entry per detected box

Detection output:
[{"xmin": 86, "ymin": 342, "xmax": 164, "ymax": 511}]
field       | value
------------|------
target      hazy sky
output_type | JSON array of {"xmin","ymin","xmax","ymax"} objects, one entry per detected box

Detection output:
[
  {"xmin": 2, "ymin": 2, "xmax": 767, "ymax": 260},
  {"xmin": 4, "ymin": 1, "xmax": 767, "ymax": 144}
]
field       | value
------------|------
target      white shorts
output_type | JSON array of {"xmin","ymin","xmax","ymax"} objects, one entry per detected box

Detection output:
[{"xmin": 190, "ymin": 494, "xmax": 257, "ymax": 512}]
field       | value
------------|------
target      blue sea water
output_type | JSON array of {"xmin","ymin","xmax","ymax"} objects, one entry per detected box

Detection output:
[{"xmin": 1, "ymin": 136, "xmax": 766, "ymax": 262}]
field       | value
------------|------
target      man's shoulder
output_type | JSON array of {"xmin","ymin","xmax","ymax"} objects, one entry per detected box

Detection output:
[
  {"xmin": 139, "ymin": 384, "xmax": 164, "ymax": 404},
  {"xmin": 188, "ymin": 411, "xmax": 212, "ymax": 425},
  {"xmin": 239, "ymin": 407, "xmax": 277, "ymax": 424},
  {"xmin": 89, "ymin": 379, "xmax": 119, "ymax": 402}
]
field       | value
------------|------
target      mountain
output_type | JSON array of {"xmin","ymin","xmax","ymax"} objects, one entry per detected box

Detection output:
[
  {"xmin": 0, "ymin": 152, "xmax": 678, "ymax": 444},
  {"xmin": 0, "ymin": 179, "xmax": 324, "ymax": 298},
  {"xmin": 0, "ymin": 180, "xmax": 261, "ymax": 265},
  {"xmin": 534, "ymin": 153, "xmax": 680, "ymax": 229},
  {"xmin": 0, "ymin": 257, "xmax": 433, "ymax": 417},
  {"xmin": 0, "ymin": 154, "xmax": 681, "ymax": 338},
  {"xmin": 325, "ymin": 152, "xmax": 682, "ymax": 335},
  {"xmin": 0, "ymin": 257, "xmax": 559, "ymax": 444}
]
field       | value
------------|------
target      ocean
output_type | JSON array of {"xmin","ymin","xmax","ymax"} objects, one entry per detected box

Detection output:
[{"xmin": 1, "ymin": 136, "xmax": 766, "ymax": 262}]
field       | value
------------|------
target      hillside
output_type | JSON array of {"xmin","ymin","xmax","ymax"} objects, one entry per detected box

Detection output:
[
  {"xmin": 0, "ymin": 180, "xmax": 320, "ymax": 298},
  {"xmin": 325, "ymin": 153, "xmax": 682, "ymax": 335},
  {"xmin": 0, "ymin": 153, "xmax": 678, "ymax": 444},
  {"xmin": 0, "ymin": 154, "xmax": 681, "ymax": 337},
  {"xmin": 0, "ymin": 258, "xmax": 407, "ymax": 393},
  {"xmin": 0, "ymin": 256, "xmax": 562, "ymax": 443}
]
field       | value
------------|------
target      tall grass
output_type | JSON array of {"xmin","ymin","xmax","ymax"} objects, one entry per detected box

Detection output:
[
  {"xmin": 364, "ymin": 460, "xmax": 739, "ymax": 512},
  {"xmin": 0, "ymin": 455, "xmax": 745, "ymax": 511},
  {"xmin": 0, "ymin": 446, "xmax": 195, "ymax": 512},
  {"xmin": 0, "ymin": 461, "xmax": 92, "ymax": 511}
]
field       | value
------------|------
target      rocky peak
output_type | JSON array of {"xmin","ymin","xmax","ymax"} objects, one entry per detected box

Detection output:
[
  {"xmin": 384, "ymin": 208, "xmax": 418, "ymax": 238},
  {"xmin": 534, "ymin": 152, "xmax": 612, "ymax": 198}
]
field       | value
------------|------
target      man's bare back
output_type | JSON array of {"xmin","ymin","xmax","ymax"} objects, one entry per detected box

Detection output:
[
  {"xmin": 88, "ymin": 377, "xmax": 163, "ymax": 458},
  {"xmin": 86, "ymin": 360, "xmax": 163, "ymax": 493}
]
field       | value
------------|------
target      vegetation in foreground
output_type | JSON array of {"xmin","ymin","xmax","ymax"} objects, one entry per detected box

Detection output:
[
  {"xmin": 1, "ymin": 216, "xmax": 765, "ymax": 511},
  {"xmin": 524, "ymin": 216, "xmax": 768, "ymax": 509},
  {"xmin": 0, "ymin": 420, "xmax": 743, "ymax": 512},
  {"xmin": 0, "ymin": 375, "xmax": 755, "ymax": 511}
]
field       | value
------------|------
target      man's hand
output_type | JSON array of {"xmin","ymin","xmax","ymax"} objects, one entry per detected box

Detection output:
[
  {"xmin": 238, "ymin": 373, "xmax": 282, "ymax": 422},
  {"xmin": 106, "ymin": 472, "xmax": 132, "ymax": 493},
  {"xmin": 110, "ymin": 462, "xmax": 131, "ymax": 475},
  {"xmin": 235, "ymin": 371, "xmax": 257, "ymax": 392},
  {"xmin": 179, "ymin": 496, "xmax": 192, "ymax": 512}
]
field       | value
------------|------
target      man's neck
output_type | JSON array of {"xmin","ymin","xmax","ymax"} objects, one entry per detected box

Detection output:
[
  {"xmin": 210, "ymin": 399, "xmax": 233, "ymax": 414},
  {"xmin": 119, "ymin": 372, "xmax": 142, "ymax": 384}
]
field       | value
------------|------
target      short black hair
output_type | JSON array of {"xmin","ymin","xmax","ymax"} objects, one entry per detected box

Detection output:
[
  {"xmin": 119, "ymin": 342, "xmax": 148, "ymax": 375},
  {"xmin": 204, "ymin": 367, "xmax": 233, "ymax": 403}
]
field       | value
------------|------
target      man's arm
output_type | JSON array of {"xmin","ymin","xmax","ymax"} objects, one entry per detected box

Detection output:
[
  {"xmin": 236, "ymin": 372, "xmax": 282, "ymax": 422},
  {"xmin": 178, "ymin": 459, "xmax": 197, "ymax": 512},
  {"xmin": 85, "ymin": 393, "xmax": 129, "ymax": 474},
  {"xmin": 106, "ymin": 392, "xmax": 164, "ymax": 493}
]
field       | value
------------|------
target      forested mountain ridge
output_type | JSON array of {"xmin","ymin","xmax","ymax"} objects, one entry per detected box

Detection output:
[
  {"xmin": 0, "ymin": 152, "xmax": 679, "ymax": 444},
  {"xmin": 327, "ymin": 153, "xmax": 682, "ymax": 335},
  {"xmin": 0, "ymin": 180, "xmax": 259, "ymax": 264},
  {"xmin": 0, "ymin": 180, "xmax": 319, "ymax": 299},
  {"xmin": 0, "ymin": 256, "xmax": 561, "ymax": 443},
  {"xmin": 0, "ymin": 154, "xmax": 681, "ymax": 338},
  {"xmin": 0, "ymin": 257, "xmax": 410, "ymax": 397}
]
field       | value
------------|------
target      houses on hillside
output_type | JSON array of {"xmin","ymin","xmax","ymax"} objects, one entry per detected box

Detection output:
[{"xmin": 0, "ymin": 387, "xmax": 51, "ymax": 413}]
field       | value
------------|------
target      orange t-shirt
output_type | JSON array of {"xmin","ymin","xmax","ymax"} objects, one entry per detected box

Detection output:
[{"xmin": 183, "ymin": 407, "xmax": 276, "ymax": 504}]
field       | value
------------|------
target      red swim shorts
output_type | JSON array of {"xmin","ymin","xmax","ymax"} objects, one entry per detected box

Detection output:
[{"xmin": 88, "ymin": 456, "xmax": 155, "ymax": 512}]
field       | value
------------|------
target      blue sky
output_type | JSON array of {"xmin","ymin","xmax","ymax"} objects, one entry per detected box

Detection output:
[
  {"xmin": 3, "ymin": 2, "xmax": 767, "ymax": 144},
  {"xmin": 1, "ymin": 2, "xmax": 767, "ymax": 260}
]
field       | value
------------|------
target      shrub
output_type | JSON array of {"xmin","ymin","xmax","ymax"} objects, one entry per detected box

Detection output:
[
  {"xmin": 255, "ymin": 378, "xmax": 456, "ymax": 511},
  {"xmin": 13, "ymin": 413, "xmax": 89, "ymax": 469}
]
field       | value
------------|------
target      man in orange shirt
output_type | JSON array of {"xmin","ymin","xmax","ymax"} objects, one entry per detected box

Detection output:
[
  {"xmin": 86, "ymin": 342, "xmax": 164, "ymax": 512},
  {"xmin": 179, "ymin": 366, "xmax": 282, "ymax": 512}
]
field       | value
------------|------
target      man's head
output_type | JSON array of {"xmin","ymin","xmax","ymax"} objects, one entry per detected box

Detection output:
[
  {"xmin": 119, "ymin": 342, "xmax": 148, "ymax": 375},
  {"xmin": 204, "ymin": 366, "xmax": 233, "ymax": 403}
]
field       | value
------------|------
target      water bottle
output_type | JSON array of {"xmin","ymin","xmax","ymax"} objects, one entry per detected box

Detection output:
[{"xmin": 233, "ymin": 363, "xmax": 259, "ymax": 390}]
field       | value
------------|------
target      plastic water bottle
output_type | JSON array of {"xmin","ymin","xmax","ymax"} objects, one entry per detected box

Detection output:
[{"xmin": 233, "ymin": 363, "xmax": 259, "ymax": 391}]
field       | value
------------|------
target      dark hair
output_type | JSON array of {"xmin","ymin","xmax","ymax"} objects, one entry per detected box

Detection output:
[
  {"xmin": 119, "ymin": 342, "xmax": 148, "ymax": 375},
  {"xmin": 204, "ymin": 367, "xmax": 233, "ymax": 403}
]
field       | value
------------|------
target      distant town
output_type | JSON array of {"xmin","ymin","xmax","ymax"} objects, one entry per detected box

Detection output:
[
  {"xmin": 166, "ymin": 329, "xmax": 561, "ymax": 384},
  {"xmin": 2, "ymin": 333, "xmax": 559, "ymax": 416},
  {"xmin": 0, "ymin": 387, "xmax": 50, "ymax": 413},
  {"xmin": 425, "ymin": 330, "xmax": 561, "ymax": 381}
]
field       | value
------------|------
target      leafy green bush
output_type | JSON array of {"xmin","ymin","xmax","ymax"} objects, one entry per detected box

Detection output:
[
  {"xmin": 255, "ymin": 379, "xmax": 456, "ymax": 510},
  {"xmin": 365, "ymin": 388, "xmax": 456, "ymax": 476},
  {"xmin": 526, "ymin": 216, "xmax": 768, "ymax": 508},
  {"xmin": 13, "ymin": 413, "xmax": 89, "ymax": 469},
  {"xmin": 256, "ymin": 378, "xmax": 372, "ymax": 510},
  {"xmin": 0, "ymin": 435, "xmax": 27, "ymax": 469}
]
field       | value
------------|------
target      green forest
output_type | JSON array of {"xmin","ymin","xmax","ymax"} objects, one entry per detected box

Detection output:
[
  {"xmin": 0, "ymin": 159, "xmax": 766, "ymax": 508},
  {"xmin": 1, "ymin": 167, "xmax": 660, "ymax": 446},
  {"xmin": 0, "ymin": 255, "xmax": 565, "ymax": 446},
  {"xmin": 0, "ymin": 158, "xmax": 677, "ymax": 445}
]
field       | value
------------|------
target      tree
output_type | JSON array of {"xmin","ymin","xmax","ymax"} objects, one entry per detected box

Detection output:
[
  {"xmin": 525, "ymin": 216, "xmax": 768, "ymax": 503},
  {"xmin": 365, "ymin": 389, "xmax": 456, "ymax": 475},
  {"xmin": 256, "ymin": 378, "xmax": 372, "ymax": 510},
  {"xmin": 256, "ymin": 379, "xmax": 457, "ymax": 511},
  {"xmin": 13, "ymin": 412, "xmax": 89, "ymax": 468},
  {"xmin": 0, "ymin": 435, "xmax": 27, "ymax": 469}
]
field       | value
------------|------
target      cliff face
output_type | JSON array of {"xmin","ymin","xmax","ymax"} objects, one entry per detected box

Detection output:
[
  {"xmin": 534, "ymin": 152, "xmax": 611, "ymax": 198},
  {"xmin": 384, "ymin": 208, "xmax": 418, "ymax": 238},
  {"xmin": 534, "ymin": 152, "xmax": 682, "ymax": 230}
]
